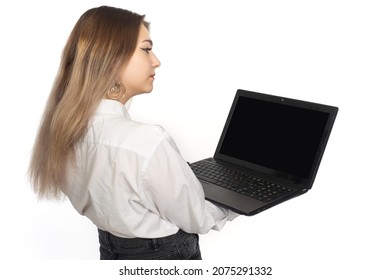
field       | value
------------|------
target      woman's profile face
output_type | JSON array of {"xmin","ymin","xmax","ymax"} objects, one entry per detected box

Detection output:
[{"xmin": 119, "ymin": 24, "xmax": 161, "ymax": 100}]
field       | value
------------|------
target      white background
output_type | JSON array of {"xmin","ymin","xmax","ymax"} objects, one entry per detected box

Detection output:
[{"xmin": 1, "ymin": 0, "xmax": 389, "ymax": 279}]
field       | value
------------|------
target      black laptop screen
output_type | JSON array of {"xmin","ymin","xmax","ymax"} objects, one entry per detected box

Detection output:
[{"xmin": 218, "ymin": 96, "xmax": 330, "ymax": 179}]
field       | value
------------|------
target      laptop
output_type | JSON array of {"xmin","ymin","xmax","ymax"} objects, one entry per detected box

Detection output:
[{"xmin": 190, "ymin": 89, "xmax": 338, "ymax": 215}]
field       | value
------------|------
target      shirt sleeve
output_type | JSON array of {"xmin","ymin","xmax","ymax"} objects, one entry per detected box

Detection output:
[{"xmin": 140, "ymin": 131, "xmax": 239, "ymax": 234}]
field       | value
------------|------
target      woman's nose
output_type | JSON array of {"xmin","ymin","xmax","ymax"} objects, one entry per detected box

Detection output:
[{"xmin": 151, "ymin": 52, "xmax": 161, "ymax": 68}]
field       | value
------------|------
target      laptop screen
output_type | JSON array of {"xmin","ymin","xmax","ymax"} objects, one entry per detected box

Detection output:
[{"xmin": 216, "ymin": 90, "xmax": 334, "ymax": 182}]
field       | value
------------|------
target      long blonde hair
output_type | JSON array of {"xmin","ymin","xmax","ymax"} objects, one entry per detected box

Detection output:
[{"xmin": 29, "ymin": 6, "xmax": 148, "ymax": 199}]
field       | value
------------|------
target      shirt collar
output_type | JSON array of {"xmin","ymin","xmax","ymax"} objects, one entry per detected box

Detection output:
[{"xmin": 95, "ymin": 99, "xmax": 131, "ymax": 119}]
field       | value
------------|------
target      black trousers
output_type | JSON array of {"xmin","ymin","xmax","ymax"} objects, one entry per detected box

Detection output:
[{"xmin": 98, "ymin": 229, "xmax": 202, "ymax": 260}]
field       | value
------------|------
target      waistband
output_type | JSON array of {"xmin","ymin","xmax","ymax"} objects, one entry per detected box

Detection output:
[{"xmin": 98, "ymin": 229, "xmax": 187, "ymax": 249}]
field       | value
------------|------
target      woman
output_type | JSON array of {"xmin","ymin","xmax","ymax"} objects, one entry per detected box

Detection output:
[{"xmin": 29, "ymin": 6, "xmax": 238, "ymax": 260}]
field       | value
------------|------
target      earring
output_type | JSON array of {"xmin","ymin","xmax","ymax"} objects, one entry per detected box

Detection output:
[{"xmin": 107, "ymin": 80, "xmax": 126, "ymax": 100}]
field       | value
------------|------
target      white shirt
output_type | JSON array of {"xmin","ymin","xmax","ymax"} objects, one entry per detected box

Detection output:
[{"xmin": 64, "ymin": 99, "xmax": 238, "ymax": 238}]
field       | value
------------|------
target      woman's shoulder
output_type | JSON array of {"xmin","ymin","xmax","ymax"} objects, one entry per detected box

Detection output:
[
  {"xmin": 86, "ymin": 116, "xmax": 170, "ymax": 155},
  {"xmin": 124, "ymin": 120, "xmax": 168, "ymax": 143}
]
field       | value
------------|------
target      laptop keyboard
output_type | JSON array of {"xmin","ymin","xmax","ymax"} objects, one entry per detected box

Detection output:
[{"xmin": 190, "ymin": 160, "xmax": 294, "ymax": 203}]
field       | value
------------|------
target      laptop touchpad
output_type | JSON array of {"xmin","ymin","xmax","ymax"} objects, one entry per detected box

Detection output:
[{"xmin": 200, "ymin": 180, "xmax": 266, "ymax": 215}]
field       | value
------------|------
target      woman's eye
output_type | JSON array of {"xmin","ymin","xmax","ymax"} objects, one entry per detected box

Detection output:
[{"xmin": 141, "ymin": 48, "xmax": 152, "ymax": 54}]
